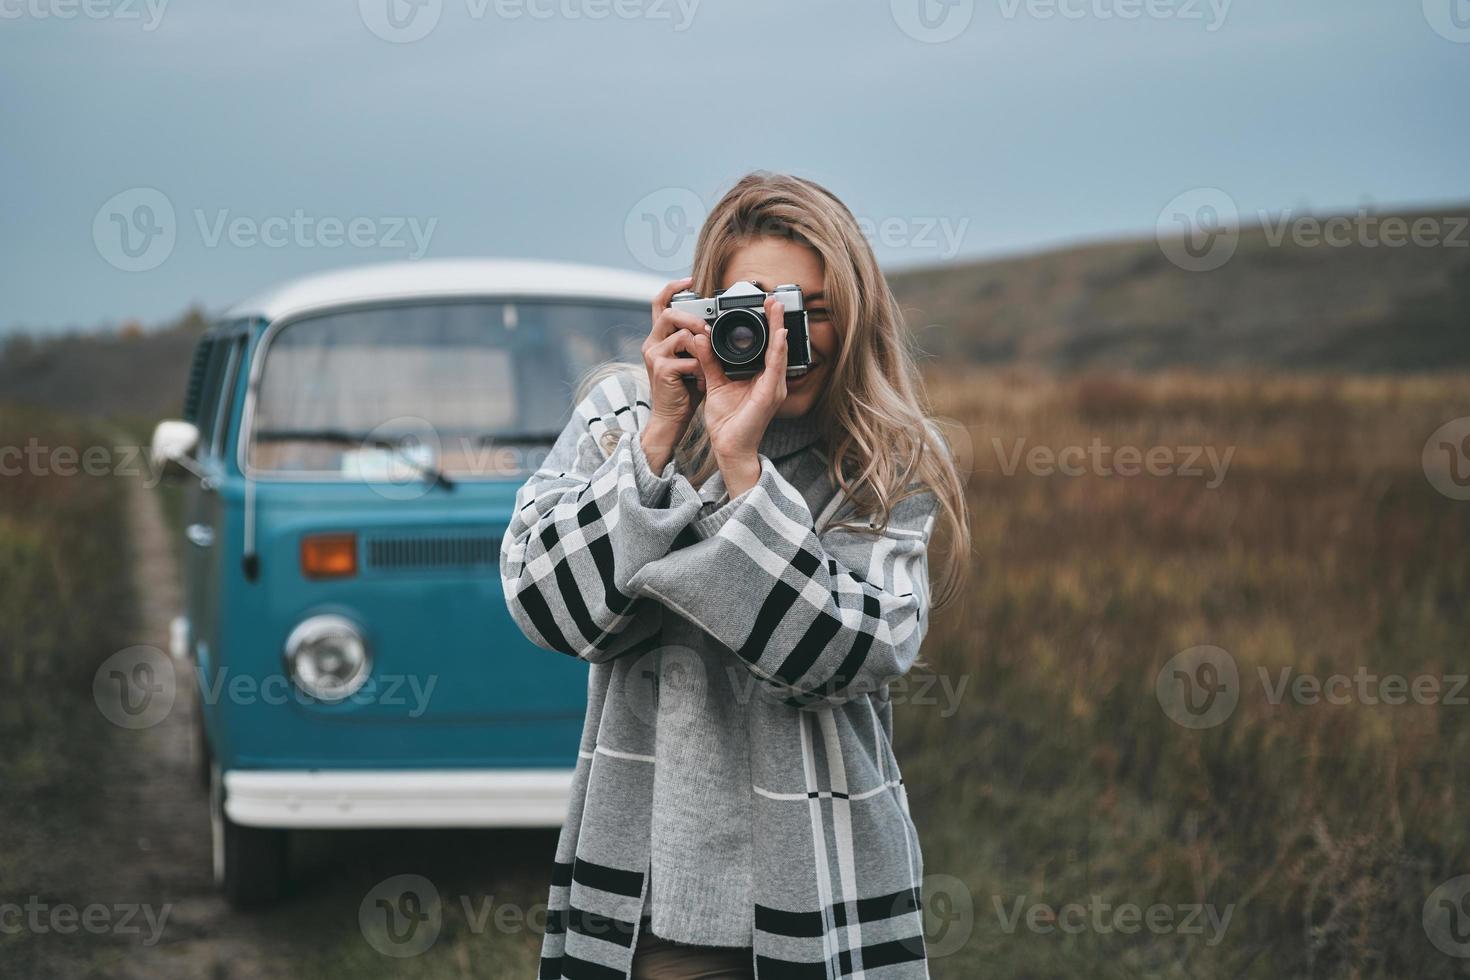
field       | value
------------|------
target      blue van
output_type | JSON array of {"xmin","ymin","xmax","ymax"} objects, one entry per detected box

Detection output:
[{"xmin": 150, "ymin": 259, "xmax": 661, "ymax": 906}]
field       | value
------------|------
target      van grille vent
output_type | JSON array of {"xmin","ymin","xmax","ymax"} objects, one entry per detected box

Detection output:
[{"xmin": 366, "ymin": 535, "xmax": 501, "ymax": 571}]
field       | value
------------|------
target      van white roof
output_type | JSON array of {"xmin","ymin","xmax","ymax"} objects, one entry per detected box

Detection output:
[{"xmin": 227, "ymin": 258, "xmax": 667, "ymax": 323}]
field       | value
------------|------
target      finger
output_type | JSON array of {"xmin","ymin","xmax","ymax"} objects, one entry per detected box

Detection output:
[
  {"xmin": 757, "ymin": 301, "xmax": 789, "ymax": 401},
  {"xmin": 654, "ymin": 353, "xmax": 703, "ymax": 379},
  {"xmin": 657, "ymin": 330, "xmax": 706, "ymax": 369},
  {"xmin": 688, "ymin": 331, "xmax": 729, "ymax": 389},
  {"xmin": 650, "ymin": 277, "xmax": 695, "ymax": 335},
  {"xmin": 650, "ymin": 308, "xmax": 708, "ymax": 347}
]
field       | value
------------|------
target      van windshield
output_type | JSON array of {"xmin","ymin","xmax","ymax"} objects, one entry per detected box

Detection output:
[{"xmin": 247, "ymin": 300, "xmax": 644, "ymax": 477}]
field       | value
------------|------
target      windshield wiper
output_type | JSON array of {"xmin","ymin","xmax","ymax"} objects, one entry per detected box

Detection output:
[{"xmin": 256, "ymin": 428, "xmax": 455, "ymax": 491}]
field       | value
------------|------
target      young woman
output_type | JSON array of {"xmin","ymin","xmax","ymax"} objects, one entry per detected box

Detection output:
[{"xmin": 500, "ymin": 172, "xmax": 970, "ymax": 980}]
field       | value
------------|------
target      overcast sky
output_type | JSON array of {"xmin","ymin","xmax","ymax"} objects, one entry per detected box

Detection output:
[{"xmin": 2, "ymin": 0, "xmax": 1466, "ymax": 333}]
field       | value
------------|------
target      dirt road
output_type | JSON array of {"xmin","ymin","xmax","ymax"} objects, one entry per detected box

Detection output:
[
  {"xmin": 32, "ymin": 475, "xmax": 556, "ymax": 979},
  {"xmin": 68, "ymin": 475, "xmax": 295, "ymax": 979}
]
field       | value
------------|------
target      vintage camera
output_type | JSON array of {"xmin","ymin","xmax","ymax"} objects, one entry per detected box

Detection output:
[{"xmin": 669, "ymin": 281, "xmax": 813, "ymax": 379}]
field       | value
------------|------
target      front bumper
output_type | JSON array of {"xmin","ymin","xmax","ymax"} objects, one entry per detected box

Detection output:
[{"xmin": 223, "ymin": 769, "xmax": 575, "ymax": 829}]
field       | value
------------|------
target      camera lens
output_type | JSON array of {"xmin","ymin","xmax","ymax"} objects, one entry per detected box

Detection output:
[
  {"xmin": 726, "ymin": 323, "xmax": 756, "ymax": 353},
  {"xmin": 711, "ymin": 309, "xmax": 766, "ymax": 366}
]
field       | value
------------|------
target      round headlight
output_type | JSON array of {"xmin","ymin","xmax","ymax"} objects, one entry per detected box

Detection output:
[{"xmin": 285, "ymin": 615, "xmax": 370, "ymax": 702}]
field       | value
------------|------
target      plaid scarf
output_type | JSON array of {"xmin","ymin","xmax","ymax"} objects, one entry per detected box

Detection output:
[{"xmin": 500, "ymin": 371, "xmax": 936, "ymax": 979}]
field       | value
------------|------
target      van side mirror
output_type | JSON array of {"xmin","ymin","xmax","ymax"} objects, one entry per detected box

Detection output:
[{"xmin": 151, "ymin": 419, "xmax": 200, "ymax": 481}]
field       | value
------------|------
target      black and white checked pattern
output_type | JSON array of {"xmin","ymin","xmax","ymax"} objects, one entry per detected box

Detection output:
[
  {"xmin": 500, "ymin": 370, "xmax": 937, "ymax": 979},
  {"xmin": 501, "ymin": 374, "xmax": 706, "ymax": 664}
]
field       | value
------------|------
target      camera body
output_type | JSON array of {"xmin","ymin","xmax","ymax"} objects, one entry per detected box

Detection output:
[{"xmin": 669, "ymin": 280, "xmax": 813, "ymax": 379}]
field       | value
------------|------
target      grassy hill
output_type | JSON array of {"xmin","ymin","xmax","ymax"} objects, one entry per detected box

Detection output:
[
  {"xmin": 889, "ymin": 205, "xmax": 1470, "ymax": 373},
  {"xmin": 0, "ymin": 309, "xmax": 207, "ymax": 422},
  {"xmin": 2, "ymin": 205, "xmax": 1466, "ymax": 422}
]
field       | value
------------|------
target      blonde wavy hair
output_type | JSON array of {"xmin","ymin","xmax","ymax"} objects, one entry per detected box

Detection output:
[{"xmin": 585, "ymin": 171, "xmax": 970, "ymax": 606}]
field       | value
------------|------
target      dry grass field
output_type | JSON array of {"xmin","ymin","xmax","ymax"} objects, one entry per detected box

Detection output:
[
  {"xmin": 903, "ymin": 370, "xmax": 1470, "ymax": 978},
  {"xmin": 2, "ymin": 368, "xmax": 1467, "ymax": 978}
]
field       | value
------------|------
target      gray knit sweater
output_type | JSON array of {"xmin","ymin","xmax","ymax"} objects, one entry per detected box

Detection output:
[{"xmin": 500, "ymin": 370, "xmax": 936, "ymax": 979}]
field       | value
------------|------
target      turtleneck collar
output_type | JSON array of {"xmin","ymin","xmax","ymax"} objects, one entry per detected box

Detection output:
[{"xmin": 758, "ymin": 412, "xmax": 824, "ymax": 459}]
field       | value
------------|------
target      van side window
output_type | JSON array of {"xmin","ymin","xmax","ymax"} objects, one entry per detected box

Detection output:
[
  {"xmin": 199, "ymin": 337, "xmax": 246, "ymax": 459},
  {"xmin": 182, "ymin": 338, "xmax": 215, "ymax": 426},
  {"xmin": 193, "ymin": 339, "xmax": 232, "ymax": 456}
]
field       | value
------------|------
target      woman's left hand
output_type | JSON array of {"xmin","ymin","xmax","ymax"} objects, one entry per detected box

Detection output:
[{"xmin": 685, "ymin": 296, "xmax": 789, "ymax": 497}]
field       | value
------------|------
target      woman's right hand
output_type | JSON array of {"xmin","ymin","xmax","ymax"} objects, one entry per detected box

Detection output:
[{"xmin": 639, "ymin": 276, "xmax": 711, "ymax": 472}]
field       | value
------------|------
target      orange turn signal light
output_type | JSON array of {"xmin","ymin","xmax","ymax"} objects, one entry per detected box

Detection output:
[{"xmin": 301, "ymin": 532, "xmax": 358, "ymax": 580}]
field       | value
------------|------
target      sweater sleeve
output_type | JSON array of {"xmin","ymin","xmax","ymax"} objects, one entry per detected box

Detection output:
[
  {"xmin": 626, "ymin": 455, "xmax": 938, "ymax": 706},
  {"xmin": 499, "ymin": 372, "xmax": 706, "ymax": 663}
]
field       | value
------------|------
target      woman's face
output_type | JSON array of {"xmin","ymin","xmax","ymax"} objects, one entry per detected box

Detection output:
[{"xmin": 720, "ymin": 236, "xmax": 837, "ymax": 418}]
